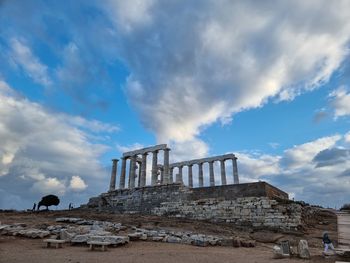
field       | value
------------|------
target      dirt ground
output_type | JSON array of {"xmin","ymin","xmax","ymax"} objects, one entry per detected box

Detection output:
[{"xmin": 0, "ymin": 209, "xmax": 341, "ymax": 263}]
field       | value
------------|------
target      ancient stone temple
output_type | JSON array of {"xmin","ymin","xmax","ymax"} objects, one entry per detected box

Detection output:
[
  {"xmin": 107, "ymin": 144, "xmax": 239, "ymax": 191},
  {"xmin": 87, "ymin": 144, "xmax": 302, "ymax": 231}
]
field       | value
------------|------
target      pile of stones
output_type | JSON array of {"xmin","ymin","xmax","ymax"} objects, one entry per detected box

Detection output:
[
  {"xmin": 0, "ymin": 223, "xmax": 50, "ymax": 238},
  {"xmin": 0, "ymin": 217, "xmax": 256, "ymax": 248},
  {"xmin": 126, "ymin": 227, "xmax": 255, "ymax": 247}
]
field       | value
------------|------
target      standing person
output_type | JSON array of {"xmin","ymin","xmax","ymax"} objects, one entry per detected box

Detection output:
[
  {"xmin": 32, "ymin": 203, "xmax": 36, "ymax": 211},
  {"xmin": 322, "ymin": 231, "xmax": 335, "ymax": 254}
]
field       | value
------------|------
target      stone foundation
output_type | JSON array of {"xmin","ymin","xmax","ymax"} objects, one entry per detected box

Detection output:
[
  {"xmin": 152, "ymin": 197, "xmax": 302, "ymax": 230},
  {"xmin": 86, "ymin": 182, "xmax": 301, "ymax": 230}
]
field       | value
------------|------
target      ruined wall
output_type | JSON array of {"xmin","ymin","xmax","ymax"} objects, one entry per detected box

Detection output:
[
  {"xmin": 152, "ymin": 197, "xmax": 302, "ymax": 231},
  {"xmin": 86, "ymin": 182, "xmax": 299, "ymax": 230}
]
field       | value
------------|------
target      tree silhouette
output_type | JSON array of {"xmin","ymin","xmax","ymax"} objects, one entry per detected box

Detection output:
[{"xmin": 38, "ymin": 195, "xmax": 60, "ymax": 210}]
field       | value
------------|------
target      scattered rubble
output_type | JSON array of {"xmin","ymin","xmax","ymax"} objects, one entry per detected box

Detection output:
[{"xmin": 0, "ymin": 217, "xmax": 257, "ymax": 249}]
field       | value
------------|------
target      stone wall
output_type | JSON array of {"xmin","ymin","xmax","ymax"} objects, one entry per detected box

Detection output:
[
  {"xmin": 152, "ymin": 197, "xmax": 302, "ymax": 231},
  {"xmin": 86, "ymin": 182, "xmax": 299, "ymax": 230}
]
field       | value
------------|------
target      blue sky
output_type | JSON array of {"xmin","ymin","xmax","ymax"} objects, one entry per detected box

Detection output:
[{"xmin": 1, "ymin": 0, "xmax": 350, "ymax": 209}]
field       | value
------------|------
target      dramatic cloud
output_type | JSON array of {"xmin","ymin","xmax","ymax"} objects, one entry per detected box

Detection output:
[
  {"xmin": 237, "ymin": 134, "xmax": 350, "ymax": 207},
  {"xmin": 329, "ymin": 86, "xmax": 350, "ymax": 118},
  {"xmin": 102, "ymin": 0, "xmax": 350, "ymax": 143},
  {"xmin": 0, "ymin": 80, "xmax": 117, "ymax": 209}
]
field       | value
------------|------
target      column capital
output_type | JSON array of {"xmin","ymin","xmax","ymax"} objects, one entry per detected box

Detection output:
[
  {"xmin": 111, "ymin": 158, "xmax": 119, "ymax": 162},
  {"xmin": 152, "ymin": 150, "xmax": 159, "ymax": 154}
]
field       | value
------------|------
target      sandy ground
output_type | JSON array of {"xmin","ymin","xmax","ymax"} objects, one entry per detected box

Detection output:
[
  {"xmin": 0, "ymin": 236, "xmax": 333, "ymax": 263},
  {"xmin": 0, "ymin": 209, "xmax": 341, "ymax": 263}
]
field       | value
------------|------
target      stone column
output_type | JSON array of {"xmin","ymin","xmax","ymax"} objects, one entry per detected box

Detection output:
[
  {"xmin": 169, "ymin": 167, "xmax": 174, "ymax": 183},
  {"xmin": 209, "ymin": 161, "xmax": 215, "ymax": 186},
  {"xmin": 109, "ymin": 159, "xmax": 118, "ymax": 191},
  {"xmin": 140, "ymin": 153, "xmax": 147, "ymax": 187},
  {"xmin": 198, "ymin": 163, "xmax": 204, "ymax": 187},
  {"xmin": 129, "ymin": 155, "xmax": 136, "ymax": 188},
  {"xmin": 220, "ymin": 159, "xmax": 227, "ymax": 185},
  {"xmin": 137, "ymin": 162, "xmax": 142, "ymax": 187},
  {"xmin": 176, "ymin": 166, "xmax": 183, "ymax": 184},
  {"xmin": 151, "ymin": 150, "xmax": 158, "ymax": 186},
  {"xmin": 163, "ymin": 148, "xmax": 170, "ymax": 184},
  {"xmin": 188, "ymin": 164, "xmax": 193, "ymax": 188},
  {"xmin": 119, "ymin": 157, "xmax": 127, "ymax": 189},
  {"xmin": 160, "ymin": 168, "xmax": 164, "ymax": 184},
  {"xmin": 232, "ymin": 157, "xmax": 239, "ymax": 184}
]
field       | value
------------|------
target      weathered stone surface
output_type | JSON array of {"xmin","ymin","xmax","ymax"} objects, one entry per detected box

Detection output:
[
  {"xmin": 17, "ymin": 229, "xmax": 50, "ymax": 238},
  {"xmin": 166, "ymin": 236, "xmax": 182, "ymax": 243},
  {"xmin": 152, "ymin": 236, "xmax": 164, "ymax": 242},
  {"xmin": 128, "ymin": 232, "xmax": 143, "ymax": 241},
  {"xmin": 60, "ymin": 229, "xmax": 76, "ymax": 241},
  {"xmin": 298, "ymin": 239, "xmax": 310, "ymax": 259},
  {"xmin": 89, "ymin": 235, "xmax": 129, "ymax": 245},
  {"xmin": 71, "ymin": 234, "xmax": 91, "ymax": 243}
]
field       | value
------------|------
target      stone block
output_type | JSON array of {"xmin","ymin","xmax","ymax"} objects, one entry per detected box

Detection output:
[{"xmin": 298, "ymin": 239, "xmax": 310, "ymax": 259}]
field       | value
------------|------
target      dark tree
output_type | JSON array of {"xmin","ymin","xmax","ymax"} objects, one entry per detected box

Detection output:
[{"xmin": 38, "ymin": 195, "xmax": 60, "ymax": 210}]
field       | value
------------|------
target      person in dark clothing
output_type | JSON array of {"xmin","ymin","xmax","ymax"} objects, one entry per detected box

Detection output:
[
  {"xmin": 322, "ymin": 231, "xmax": 335, "ymax": 254},
  {"xmin": 32, "ymin": 203, "xmax": 36, "ymax": 211}
]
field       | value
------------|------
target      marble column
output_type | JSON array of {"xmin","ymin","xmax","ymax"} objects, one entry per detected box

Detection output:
[
  {"xmin": 176, "ymin": 166, "xmax": 183, "ymax": 184},
  {"xmin": 137, "ymin": 162, "xmax": 142, "ymax": 187},
  {"xmin": 198, "ymin": 163, "xmax": 204, "ymax": 187},
  {"xmin": 169, "ymin": 167, "xmax": 174, "ymax": 183},
  {"xmin": 232, "ymin": 157, "xmax": 239, "ymax": 184},
  {"xmin": 209, "ymin": 161, "xmax": 215, "ymax": 186},
  {"xmin": 140, "ymin": 153, "xmax": 147, "ymax": 187},
  {"xmin": 119, "ymin": 157, "xmax": 127, "ymax": 189},
  {"xmin": 220, "ymin": 159, "xmax": 227, "ymax": 185},
  {"xmin": 188, "ymin": 164, "xmax": 193, "ymax": 188},
  {"xmin": 129, "ymin": 155, "xmax": 136, "ymax": 188},
  {"xmin": 109, "ymin": 159, "xmax": 118, "ymax": 191},
  {"xmin": 163, "ymin": 148, "xmax": 170, "ymax": 184},
  {"xmin": 160, "ymin": 168, "xmax": 164, "ymax": 184},
  {"xmin": 151, "ymin": 150, "xmax": 158, "ymax": 186}
]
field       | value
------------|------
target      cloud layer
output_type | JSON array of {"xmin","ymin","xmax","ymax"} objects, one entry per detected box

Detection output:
[
  {"xmin": 105, "ymin": 0, "xmax": 350, "ymax": 144},
  {"xmin": 237, "ymin": 134, "xmax": 350, "ymax": 207},
  {"xmin": 0, "ymin": 81, "xmax": 116, "ymax": 209}
]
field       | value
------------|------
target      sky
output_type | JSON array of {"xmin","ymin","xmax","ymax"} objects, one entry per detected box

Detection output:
[{"xmin": 0, "ymin": 0, "xmax": 350, "ymax": 210}]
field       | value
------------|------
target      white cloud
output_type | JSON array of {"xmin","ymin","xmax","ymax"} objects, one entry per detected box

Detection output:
[
  {"xmin": 238, "ymin": 153, "xmax": 281, "ymax": 180},
  {"xmin": 282, "ymin": 135, "xmax": 341, "ymax": 169},
  {"xmin": 0, "ymin": 81, "xmax": 114, "ymax": 209},
  {"xmin": 329, "ymin": 86, "xmax": 350, "ymax": 118},
  {"xmin": 100, "ymin": 0, "xmax": 350, "ymax": 143},
  {"xmin": 237, "ymin": 133, "xmax": 350, "ymax": 207},
  {"xmin": 31, "ymin": 177, "xmax": 66, "ymax": 195},
  {"xmin": 69, "ymin": 176, "xmax": 88, "ymax": 191},
  {"xmin": 9, "ymin": 38, "xmax": 51, "ymax": 86},
  {"xmin": 345, "ymin": 132, "xmax": 350, "ymax": 143}
]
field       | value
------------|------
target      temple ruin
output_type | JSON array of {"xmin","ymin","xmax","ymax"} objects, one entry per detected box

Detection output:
[
  {"xmin": 108, "ymin": 144, "xmax": 239, "ymax": 191},
  {"xmin": 87, "ymin": 144, "xmax": 302, "ymax": 231}
]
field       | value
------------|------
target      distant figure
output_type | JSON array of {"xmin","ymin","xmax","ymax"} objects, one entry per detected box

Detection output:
[
  {"xmin": 322, "ymin": 231, "xmax": 335, "ymax": 254},
  {"xmin": 68, "ymin": 203, "xmax": 74, "ymax": 210},
  {"xmin": 32, "ymin": 203, "xmax": 36, "ymax": 211}
]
